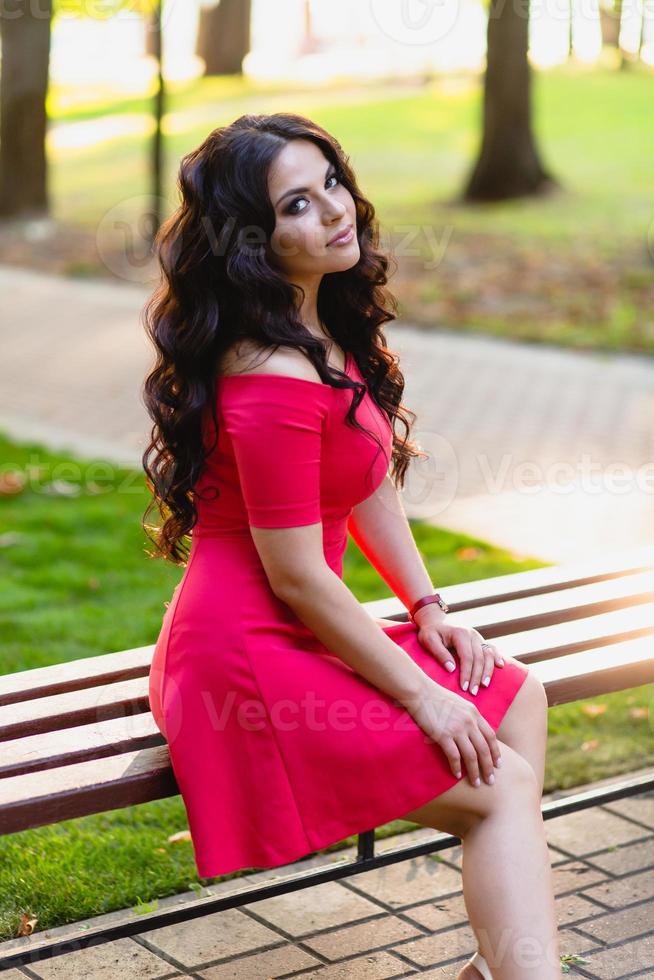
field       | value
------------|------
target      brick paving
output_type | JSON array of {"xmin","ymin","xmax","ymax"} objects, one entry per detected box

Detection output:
[
  {"xmin": 2, "ymin": 265, "xmax": 654, "ymax": 562},
  {"xmin": 3, "ymin": 775, "xmax": 653, "ymax": 979}
]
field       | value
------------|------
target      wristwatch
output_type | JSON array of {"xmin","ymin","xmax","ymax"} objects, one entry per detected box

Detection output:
[{"xmin": 408, "ymin": 592, "xmax": 450, "ymax": 622}]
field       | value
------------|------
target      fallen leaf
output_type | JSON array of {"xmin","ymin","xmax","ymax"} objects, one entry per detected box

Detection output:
[
  {"xmin": 42, "ymin": 480, "xmax": 81, "ymax": 496},
  {"xmin": 580, "ymin": 703, "xmax": 607, "ymax": 717},
  {"xmin": 628, "ymin": 707, "xmax": 648, "ymax": 720},
  {"xmin": 167, "ymin": 830, "xmax": 192, "ymax": 844},
  {"xmin": 0, "ymin": 471, "xmax": 26, "ymax": 496},
  {"xmin": 16, "ymin": 912, "xmax": 38, "ymax": 937},
  {"xmin": 0, "ymin": 532, "xmax": 23, "ymax": 548},
  {"xmin": 581, "ymin": 739, "xmax": 599, "ymax": 752},
  {"xmin": 456, "ymin": 547, "xmax": 482, "ymax": 561}
]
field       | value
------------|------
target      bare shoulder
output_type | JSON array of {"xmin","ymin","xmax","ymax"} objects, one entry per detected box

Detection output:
[{"xmin": 219, "ymin": 340, "xmax": 322, "ymax": 383}]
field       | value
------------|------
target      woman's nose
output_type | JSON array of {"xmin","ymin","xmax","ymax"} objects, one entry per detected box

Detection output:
[{"xmin": 324, "ymin": 203, "xmax": 346, "ymax": 223}]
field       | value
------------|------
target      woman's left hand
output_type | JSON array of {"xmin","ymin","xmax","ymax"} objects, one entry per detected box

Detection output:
[{"xmin": 414, "ymin": 609, "xmax": 504, "ymax": 696}]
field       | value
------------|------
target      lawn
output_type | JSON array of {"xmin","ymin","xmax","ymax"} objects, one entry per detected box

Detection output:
[
  {"xmin": 12, "ymin": 64, "xmax": 645, "ymax": 354},
  {"xmin": 1, "ymin": 431, "xmax": 653, "ymax": 939}
]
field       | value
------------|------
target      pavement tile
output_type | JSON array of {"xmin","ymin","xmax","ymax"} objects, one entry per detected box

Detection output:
[
  {"xmin": 602, "ymin": 795, "xmax": 654, "ymax": 831},
  {"xmin": 389, "ymin": 923, "xmax": 477, "ymax": 968},
  {"xmin": 574, "ymin": 901, "xmax": 654, "ymax": 944},
  {"xmin": 544, "ymin": 808, "xmax": 648, "ymax": 857},
  {"xmin": 302, "ymin": 913, "xmax": 423, "ymax": 960},
  {"xmin": 580, "ymin": 868, "xmax": 654, "ymax": 909},
  {"xmin": 291, "ymin": 950, "xmax": 416, "ymax": 978},
  {"xmin": 555, "ymin": 893, "xmax": 606, "ymax": 927},
  {"xmin": 551, "ymin": 860, "xmax": 609, "ymax": 895},
  {"xmin": 402, "ymin": 892, "xmax": 468, "ymax": 932},
  {"xmin": 569, "ymin": 932, "xmax": 654, "ymax": 978},
  {"xmin": 25, "ymin": 936, "xmax": 176, "ymax": 980},
  {"xmin": 344, "ymin": 855, "xmax": 462, "ymax": 909},
  {"xmin": 197, "ymin": 942, "xmax": 319, "ymax": 978},
  {"xmin": 242, "ymin": 880, "xmax": 382, "ymax": 936},
  {"xmin": 588, "ymin": 838, "xmax": 654, "ymax": 876},
  {"xmin": 138, "ymin": 908, "xmax": 282, "ymax": 969}
]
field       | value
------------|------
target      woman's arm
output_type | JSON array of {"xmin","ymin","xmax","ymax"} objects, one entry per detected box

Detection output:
[{"xmin": 347, "ymin": 474, "xmax": 446, "ymax": 628}]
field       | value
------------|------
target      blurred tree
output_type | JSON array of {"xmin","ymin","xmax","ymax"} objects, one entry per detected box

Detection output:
[
  {"xmin": 299, "ymin": 0, "xmax": 319, "ymax": 56},
  {"xmin": 599, "ymin": 0, "xmax": 637, "ymax": 69},
  {"xmin": 462, "ymin": 0, "xmax": 558, "ymax": 201},
  {"xmin": 0, "ymin": 0, "xmax": 53, "ymax": 218},
  {"xmin": 196, "ymin": 0, "xmax": 251, "ymax": 76}
]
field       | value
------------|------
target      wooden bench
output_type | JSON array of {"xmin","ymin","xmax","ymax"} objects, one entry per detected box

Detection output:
[{"xmin": 2, "ymin": 544, "xmax": 654, "ymax": 969}]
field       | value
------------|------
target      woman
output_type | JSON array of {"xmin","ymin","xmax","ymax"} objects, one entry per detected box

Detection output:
[{"xmin": 143, "ymin": 112, "xmax": 560, "ymax": 979}]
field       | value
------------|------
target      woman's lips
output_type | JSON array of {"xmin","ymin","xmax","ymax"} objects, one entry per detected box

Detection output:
[{"xmin": 327, "ymin": 225, "xmax": 354, "ymax": 247}]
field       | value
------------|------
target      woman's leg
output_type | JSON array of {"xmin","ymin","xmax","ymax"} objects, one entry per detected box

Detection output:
[
  {"xmin": 495, "ymin": 669, "xmax": 550, "ymax": 797},
  {"xmin": 401, "ymin": 742, "xmax": 560, "ymax": 979}
]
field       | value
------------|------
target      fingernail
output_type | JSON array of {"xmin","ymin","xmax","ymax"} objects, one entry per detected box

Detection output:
[
  {"xmin": 455, "ymin": 771, "xmax": 462, "ymax": 779},
  {"xmin": 471, "ymin": 684, "xmax": 479, "ymax": 696},
  {"xmin": 482, "ymin": 675, "xmax": 491, "ymax": 687},
  {"xmin": 498, "ymin": 657, "xmax": 504, "ymax": 666},
  {"xmin": 473, "ymin": 777, "xmax": 480, "ymax": 787},
  {"xmin": 462, "ymin": 680, "xmax": 469, "ymax": 691},
  {"xmin": 445, "ymin": 661, "xmax": 455, "ymax": 672},
  {"xmin": 496, "ymin": 756, "xmax": 502, "ymax": 767},
  {"xmin": 487, "ymin": 774, "xmax": 495, "ymax": 784}
]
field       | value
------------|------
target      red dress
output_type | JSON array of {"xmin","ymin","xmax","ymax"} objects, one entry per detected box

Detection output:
[{"xmin": 148, "ymin": 353, "xmax": 529, "ymax": 879}]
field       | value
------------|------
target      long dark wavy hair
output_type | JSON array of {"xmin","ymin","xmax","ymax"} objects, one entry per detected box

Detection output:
[{"xmin": 141, "ymin": 112, "xmax": 424, "ymax": 565}]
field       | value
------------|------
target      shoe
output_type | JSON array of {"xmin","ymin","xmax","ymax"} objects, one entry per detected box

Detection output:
[{"xmin": 467, "ymin": 950, "xmax": 493, "ymax": 979}]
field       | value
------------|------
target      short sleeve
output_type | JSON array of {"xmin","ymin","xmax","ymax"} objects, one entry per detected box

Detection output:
[{"xmin": 219, "ymin": 377, "xmax": 330, "ymax": 528}]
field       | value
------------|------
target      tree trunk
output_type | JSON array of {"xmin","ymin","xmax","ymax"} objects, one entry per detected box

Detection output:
[
  {"xmin": 462, "ymin": 0, "xmax": 558, "ymax": 202},
  {"xmin": 196, "ymin": 0, "xmax": 251, "ymax": 76},
  {"xmin": 0, "ymin": 0, "xmax": 52, "ymax": 218}
]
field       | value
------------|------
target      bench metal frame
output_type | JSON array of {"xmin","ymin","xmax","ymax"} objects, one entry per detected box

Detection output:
[{"xmin": 2, "ymin": 545, "xmax": 654, "ymax": 969}]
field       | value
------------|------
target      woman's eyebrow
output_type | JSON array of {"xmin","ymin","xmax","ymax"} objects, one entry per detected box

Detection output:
[{"xmin": 275, "ymin": 162, "xmax": 333, "ymax": 207}]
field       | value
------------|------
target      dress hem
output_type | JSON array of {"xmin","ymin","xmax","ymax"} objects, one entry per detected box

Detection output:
[{"xmin": 193, "ymin": 660, "xmax": 531, "ymax": 880}]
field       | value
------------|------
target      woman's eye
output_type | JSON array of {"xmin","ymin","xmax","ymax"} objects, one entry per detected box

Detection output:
[{"xmin": 287, "ymin": 173, "xmax": 339, "ymax": 215}]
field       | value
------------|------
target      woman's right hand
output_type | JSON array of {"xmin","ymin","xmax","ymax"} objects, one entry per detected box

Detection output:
[{"xmin": 401, "ymin": 678, "xmax": 502, "ymax": 787}]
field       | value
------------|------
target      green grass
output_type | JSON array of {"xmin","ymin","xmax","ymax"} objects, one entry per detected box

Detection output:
[
  {"xmin": 41, "ymin": 63, "xmax": 654, "ymax": 353},
  {"xmin": 1, "ymin": 430, "xmax": 652, "ymax": 939},
  {"xmin": 48, "ymin": 64, "xmax": 654, "ymax": 239}
]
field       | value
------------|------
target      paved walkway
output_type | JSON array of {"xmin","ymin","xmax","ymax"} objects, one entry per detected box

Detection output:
[
  {"xmin": 3, "ymin": 265, "xmax": 654, "ymax": 562},
  {"xmin": 2, "ymin": 770, "xmax": 653, "ymax": 978}
]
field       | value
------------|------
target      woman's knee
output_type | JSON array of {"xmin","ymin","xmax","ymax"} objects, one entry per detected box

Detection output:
[
  {"xmin": 460, "ymin": 742, "xmax": 541, "ymax": 830},
  {"xmin": 402, "ymin": 743, "xmax": 541, "ymax": 839},
  {"xmin": 498, "ymin": 668, "xmax": 549, "ymax": 737}
]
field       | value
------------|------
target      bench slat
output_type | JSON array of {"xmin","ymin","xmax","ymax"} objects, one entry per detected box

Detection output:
[
  {"xmin": 0, "ymin": 677, "xmax": 150, "ymax": 741},
  {"xmin": 0, "ymin": 713, "xmax": 164, "ymax": 778},
  {"xmin": 1, "ymin": 635, "xmax": 652, "ymax": 833},
  {"xmin": 449, "ymin": 570, "xmax": 654, "ymax": 637},
  {"xmin": 0, "ymin": 745, "xmax": 178, "ymax": 835},
  {"xmin": 531, "ymin": 636, "xmax": 654, "ymax": 705},
  {"xmin": 4, "ymin": 626, "xmax": 651, "ymax": 780},
  {"xmin": 0, "ymin": 645, "xmax": 155, "ymax": 707},
  {"xmin": 4, "ymin": 547, "xmax": 654, "ymax": 708},
  {"xmin": 364, "ymin": 545, "xmax": 654, "ymax": 620},
  {"xmin": 495, "ymin": 603, "xmax": 654, "ymax": 664},
  {"xmin": 2, "ymin": 547, "xmax": 653, "ymax": 834},
  {"xmin": 5, "ymin": 579, "xmax": 654, "ymax": 742}
]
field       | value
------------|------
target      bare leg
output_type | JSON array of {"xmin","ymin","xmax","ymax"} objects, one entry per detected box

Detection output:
[
  {"xmin": 458, "ymin": 667, "xmax": 551, "ymax": 977},
  {"xmin": 401, "ymin": 742, "xmax": 560, "ymax": 978},
  {"xmin": 495, "ymin": 670, "xmax": 549, "ymax": 797}
]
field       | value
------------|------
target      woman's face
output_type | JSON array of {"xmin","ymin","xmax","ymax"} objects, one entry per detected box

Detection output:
[{"xmin": 267, "ymin": 139, "xmax": 359, "ymax": 280}]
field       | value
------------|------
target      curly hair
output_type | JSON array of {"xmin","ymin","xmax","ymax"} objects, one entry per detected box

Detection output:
[{"xmin": 141, "ymin": 112, "xmax": 424, "ymax": 565}]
